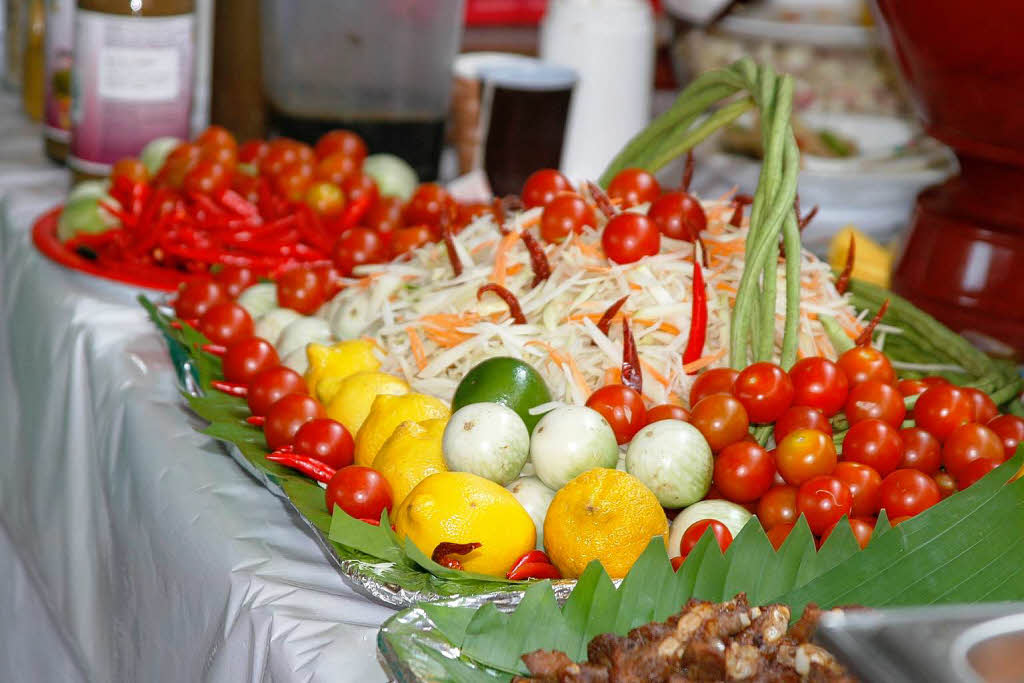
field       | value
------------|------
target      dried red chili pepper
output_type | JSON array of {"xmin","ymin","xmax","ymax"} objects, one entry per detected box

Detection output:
[
  {"xmin": 211, "ymin": 379, "xmax": 248, "ymax": 397},
  {"xmin": 477, "ymin": 283, "xmax": 527, "ymax": 324},
  {"xmin": 431, "ymin": 541, "xmax": 482, "ymax": 569},
  {"xmin": 798, "ymin": 204, "xmax": 818, "ymax": 231},
  {"xmin": 587, "ymin": 181, "xmax": 618, "ymax": 220},
  {"xmin": 441, "ymin": 218, "xmax": 463, "ymax": 277},
  {"xmin": 491, "ymin": 198, "xmax": 507, "ymax": 234},
  {"xmin": 728, "ymin": 194, "xmax": 754, "ymax": 227},
  {"xmin": 597, "ymin": 295, "xmax": 629, "ymax": 336},
  {"xmin": 855, "ymin": 299, "xmax": 889, "ymax": 347},
  {"xmin": 265, "ymin": 450, "xmax": 337, "ymax": 484},
  {"xmin": 521, "ymin": 232, "xmax": 552, "ymax": 288},
  {"xmin": 506, "ymin": 550, "xmax": 550, "ymax": 577},
  {"xmin": 681, "ymin": 150, "xmax": 695, "ymax": 192},
  {"xmin": 621, "ymin": 318, "xmax": 643, "ymax": 395},
  {"xmin": 682, "ymin": 257, "xmax": 708, "ymax": 373},
  {"xmin": 835, "ymin": 234, "xmax": 856, "ymax": 295},
  {"xmin": 507, "ymin": 562, "xmax": 562, "ymax": 581}
]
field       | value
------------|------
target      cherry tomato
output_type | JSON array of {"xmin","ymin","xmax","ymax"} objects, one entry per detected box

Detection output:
[
  {"xmin": 198, "ymin": 302, "xmax": 254, "ymax": 346},
  {"xmin": 158, "ymin": 142, "xmax": 201, "ymax": 187},
  {"xmin": 199, "ymin": 141, "xmax": 238, "ymax": 171},
  {"xmin": 988, "ymin": 414, "xmax": 1024, "ymax": 459},
  {"xmin": 766, "ymin": 523, "xmax": 795, "ymax": 550},
  {"xmin": 732, "ymin": 362, "xmax": 794, "ymax": 424},
  {"xmin": 293, "ymin": 418, "xmax": 354, "ymax": 470},
  {"xmin": 679, "ymin": 519, "xmax": 733, "ymax": 556},
  {"xmin": 962, "ymin": 388, "xmax": 998, "ymax": 424},
  {"xmin": 841, "ymin": 418, "xmax": 903, "ymax": 477},
  {"xmin": 247, "ymin": 366, "xmax": 308, "ymax": 416},
  {"xmin": 231, "ymin": 172, "xmax": 262, "ymax": 203},
  {"xmin": 774, "ymin": 406, "xmax": 832, "ymax": 444},
  {"xmin": 896, "ymin": 378, "xmax": 929, "ymax": 397},
  {"xmin": 221, "ymin": 337, "xmax": 279, "ymax": 384},
  {"xmin": 713, "ymin": 441, "xmax": 776, "ymax": 503},
  {"xmin": 689, "ymin": 394, "xmax": 749, "ymax": 452},
  {"xmin": 913, "ymin": 384, "xmax": 973, "ymax": 441},
  {"xmin": 174, "ymin": 277, "xmax": 227, "ymax": 319},
  {"xmin": 607, "ymin": 168, "xmax": 661, "ymax": 207},
  {"xmin": 645, "ymin": 403, "xmax": 690, "ymax": 425},
  {"xmin": 261, "ymin": 139, "xmax": 302, "ymax": 176},
  {"xmin": 844, "ymin": 379, "xmax": 906, "ymax": 427},
  {"xmin": 521, "ymin": 169, "xmax": 572, "ymax": 209},
  {"xmin": 238, "ymin": 140, "xmax": 269, "ymax": 165},
  {"xmin": 314, "ymin": 130, "xmax": 367, "ymax": 163},
  {"xmin": 933, "ymin": 471, "xmax": 957, "ymax": 499},
  {"xmin": 214, "ymin": 265, "xmax": 257, "ymax": 299},
  {"xmin": 833, "ymin": 461, "xmax": 882, "ymax": 517},
  {"xmin": 776, "ymin": 428, "xmax": 837, "ymax": 486},
  {"xmin": 689, "ymin": 368, "xmax": 739, "ymax": 407},
  {"xmin": 898, "ymin": 427, "xmax": 942, "ymax": 474},
  {"xmin": 196, "ymin": 125, "xmax": 237, "ymax": 153},
  {"xmin": 455, "ymin": 202, "xmax": 490, "ymax": 231},
  {"xmin": 314, "ymin": 152, "xmax": 360, "ymax": 186},
  {"xmin": 585, "ymin": 384, "xmax": 647, "ymax": 444},
  {"xmin": 404, "ymin": 183, "xmax": 453, "ymax": 226},
  {"xmin": 957, "ymin": 457, "xmax": 999, "ymax": 490},
  {"xmin": 305, "ymin": 181, "xmax": 345, "ymax": 216},
  {"xmin": 788, "ymin": 357, "xmax": 849, "ymax": 417},
  {"xmin": 647, "ymin": 191, "xmax": 706, "ymax": 241},
  {"xmin": 277, "ymin": 267, "xmax": 326, "ymax": 315},
  {"xmin": 340, "ymin": 172, "xmax": 379, "ymax": 206},
  {"xmin": 671, "ymin": 555, "xmax": 686, "ymax": 571},
  {"xmin": 111, "ymin": 157, "xmax": 149, "ymax": 185},
  {"xmin": 757, "ymin": 485, "xmax": 798, "ymax": 529},
  {"xmin": 837, "ymin": 345, "xmax": 895, "ymax": 386},
  {"xmin": 878, "ymin": 468, "xmax": 941, "ymax": 518},
  {"xmin": 365, "ymin": 196, "xmax": 405, "ymax": 237},
  {"xmin": 540, "ymin": 194, "xmax": 596, "ymax": 243},
  {"xmin": 601, "ymin": 213, "xmax": 660, "ymax": 265},
  {"xmin": 183, "ymin": 160, "xmax": 231, "ymax": 195},
  {"xmin": 273, "ymin": 160, "xmax": 315, "ymax": 202},
  {"xmin": 942, "ymin": 422, "xmax": 1005, "ymax": 479},
  {"xmin": 797, "ymin": 475, "xmax": 852, "ymax": 536},
  {"xmin": 389, "ymin": 225, "xmax": 434, "ymax": 257},
  {"xmin": 333, "ymin": 227, "xmax": 388, "ymax": 276},
  {"xmin": 325, "ymin": 465, "xmax": 392, "ymax": 518},
  {"xmin": 822, "ymin": 517, "xmax": 873, "ymax": 550},
  {"xmin": 263, "ymin": 393, "xmax": 327, "ymax": 450}
]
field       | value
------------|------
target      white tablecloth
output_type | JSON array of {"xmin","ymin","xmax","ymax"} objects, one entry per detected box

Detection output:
[{"xmin": 0, "ymin": 94, "xmax": 394, "ymax": 681}]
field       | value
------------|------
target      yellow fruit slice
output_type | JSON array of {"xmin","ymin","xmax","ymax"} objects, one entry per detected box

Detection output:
[
  {"xmin": 828, "ymin": 225, "xmax": 892, "ymax": 289},
  {"xmin": 323, "ymin": 371, "xmax": 410, "ymax": 434},
  {"xmin": 372, "ymin": 418, "xmax": 448, "ymax": 507},
  {"xmin": 354, "ymin": 393, "xmax": 450, "ymax": 467},
  {"xmin": 544, "ymin": 468, "xmax": 668, "ymax": 579},
  {"xmin": 304, "ymin": 339, "xmax": 380, "ymax": 395},
  {"xmin": 393, "ymin": 471, "xmax": 535, "ymax": 577}
]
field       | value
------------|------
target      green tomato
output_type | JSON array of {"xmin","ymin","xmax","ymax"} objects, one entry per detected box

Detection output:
[
  {"xmin": 57, "ymin": 195, "xmax": 121, "ymax": 242},
  {"xmin": 529, "ymin": 406, "xmax": 619, "ymax": 490},
  {"xmin": 140, "ymin": 136, "xmax": 182, "ymax": 175},
  {"xmin": 66, "ymin": 179, "xmax": 110, "ymax": 203},
  {"xmin": 361, "ymin": 153, "xmax": 418, "ymax": 200},
  {"xmin": 443, "ymin": 402, "xmax": 530, "ymax": 485},
  {"xmin": 625, "ymin": 420, "xmax": 712, "ymax": 508}
]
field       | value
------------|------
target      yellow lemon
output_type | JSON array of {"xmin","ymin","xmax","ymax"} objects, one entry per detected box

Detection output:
[
  {"xmin": 393, "ymin": 471, "xmax": 535, "ymax": 577},
  {"xmin": 372, "ymin": 419, "xmax": 448, "ymax": 507},
  {"xmin": 354, "ymin": 393, "xmax": 450, "ymax": 467},
  {"xmin": 544, "ymin": 468, "xmax": 668, "ymax": 579},
  {"xmin": 322, "ymin": 371, "xmax": 410, "ymax": 431},
  {"xmin": 304, "ymin": 339, "xmax": 380, "ymax": 395}
]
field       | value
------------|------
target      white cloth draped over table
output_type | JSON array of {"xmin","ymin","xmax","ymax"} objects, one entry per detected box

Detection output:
[{"xmin": 0, "ymin": 93, "xmax": 392, "ymax": 682}]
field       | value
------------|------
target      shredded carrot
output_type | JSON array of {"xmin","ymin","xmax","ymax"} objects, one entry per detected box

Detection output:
[
  {"xmin": 406, "ymin": 327, "xmax": 427, "ymax": 370},
  {"xmin": 634, "ymin": 319, "xmax": 682, "ymax": 336},
  {"xmin": 572, "ymin": 235, "xmax": 604, "ymax": 260},
  {"xmin": 715, "ymin": 282, "xmax": 737, "ymax": 294},
  {"xmin": 490, "ymin": 230, "xmax": 521, "ymax": 286},
  {"xmin": 603, "ymin": 366, "xmax": 620, "ymax": 386},
  {"xmin": 681, "ymin": 348, "xmax": 727, "ymax": 374},
  {"xmin": 470, "ymin": 239, "xmax": 496, "ymax": 255},
  {"xmin": 527, "ymin": 340, "xmax": 590, "ymax": 398},
  {"xmin": 356, "ymin": 272, "xmax": 387, "ymax": 288},
  {"xmin": 628, "ymin": 282, "xmax": 643, "ymax": 291},
  {"xmin": 638, "ymin": 358, "xmax": 670, "ymax": 388},
  {"xmin": 506, "ymin": 263, "xmax": 525, "ymax": 275}
]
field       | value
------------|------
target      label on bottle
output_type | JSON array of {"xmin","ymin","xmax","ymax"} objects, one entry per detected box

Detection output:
[
  {"xmin": 44, "ymin": 0, "xmax": 75, "ymax": 143},
  {"xmin": 69, "ymin": 9, "xmax": 194, "ymax": 175}
]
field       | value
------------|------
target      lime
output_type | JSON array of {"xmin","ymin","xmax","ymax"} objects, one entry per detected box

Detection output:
[{"xmin": 452, "ymin": 357, "xmax": 552, "ymax": 432}]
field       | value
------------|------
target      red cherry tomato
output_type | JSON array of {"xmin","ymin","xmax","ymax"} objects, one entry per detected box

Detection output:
[
  {"xmin": 671, "ymin": 555, "xmax": 686, "ymax": 571},
  {"xmin": 988, "ymin": 414, "xmax": 1024, "ymax": 459},
  {"xmin": 732, "ymin": 362, "xmax": 794, "ymax": 424},
  {"xmin": 601, "ymin": 213, "xmax": 661, "ymax": 264},
  {"xmin": 689, "ymin": 394, "xmax": 749, "ymax": 452},
  {"xmin": 183, "ymin": 159, "xmax": 230, "ymax": 195},
  {"xmin": 273, "ymin": 161, "xmax": 315, "ymax": 202},
  {"xmin": 325, "ymin": 466, "xmax": 392, "ymax": 518},
  {"xmin": 837, "ymin": 345, "xmax": 895, "ymax": 386},
  {"xmin": 844, "ymin": 379, "xmax": 906, "ymax": 427},
  {"xmin": 231, "ymin": 172, "xmax": 262, "ymax": 203},
  {"xmin": 833, "ymin": 461, "xmax": 882, "ymax": 517},
  {"xmin": 199, "ymin": 138, "xmax": 238, "ymax": 171},
  {"xmin": 879, "ymin": 468, "xmax": 941, "ymax": 518},
  {"xmin": 913, "ymin": 385, "xmax": 973, "ymax": 441},
  {"xmin": 315, "ymin": 152, "xmax": 360, "ymax": 186},
  {"xmin": 111, "ymin": 157, "xmax": 149, "ymax": 185},
  {"xmin": 263, "ymin": 393, "xmax": 326, "ymax": 450},
  {"xmin": 196, "ymin": 125, "xmax": 237, "ymax": 153},
  {"xmin": 221, "ymin": 337, "xmax": 280, "ymax": 384},
  {"xmin": 214, "ymin": 265, "xmax": 257, "ymax": 299},
  {"xmin": 647, "ymin": 191, "xmax": 706, "ymax": 241},
  {"xmin": 897, "ymin": 427, "xmax": 942, "ymax": 474},
  {"xmin": 962, "ymin": 388, "xmax": 998, "ymax": 424},
  {"xmin": 822, "ymin": 517, "xmax": 873, "ymax": 550},
  {"xmin": 585, "ymin": 384, "xmax": 647, "ymax": 444},
  {"xmin": 174, "ymin": 277, "xmax": 227, "ymax": 319},
  {"xmin": 540, "ymin": 194, "xmax": 596, "ymax": 243},
  {"xmin": 713, "ymin": 441, "xmax": 776, "ymax": 503},
  {"xmin": 922, "ymin": 376, "xmax": 950, "ymax": 388},
  {"xmin": 766, "ymin": 523, "xmax": 795, "ymax": 550},
  {"xmin": 776, "ymin": 428, "xmax": 837, "ymax": 486},
  {"xmin": 293, "ymin": 418, "xmax": 354, "ymax": 470},
  {"xmin": 942, "ymin": 422, "xmax": 1006, "ymax": 479},
  {"xmin": 788, "ymin": 357, "xmax": 849, "ymax": 417},
  {"xmin": 607, "ymin": 168, "xmax": 661, "ymax": 207},
  {"xmin": 933, "ymin": 471, "xmax": 957, "ymax": 499},
  {"xmin": 305, "ymin": 181, "xmax": 345, "ymax": 216},
  {"xmin": 797, "ymin": 475, "xmax": 852, "ymax": 536},
  {"xmin": 774, "ymin": 406, "xmax": 832, "ymax": 444},
  {"xmin": 246, "ymin": 366, "xmax": 308, "ymax": 416},
  {"xmin": 689, "ymin": 368, "xmax": 739, "ymax": 407},
  {"xmin": 404, "ymin": 183, "xmax": 454, "ymax": 226},
  {"xmin": 757, "ymin": 485, "xmax": 798, "ymax": 529},
  {"xmin": 314, "ymin": 130, "xmax": 367, "ymax": 163},
  {"xmin": 957, "ymin": 457, "xmax": 999, "ymax": 490},
  {"xmin": 260, "ymin": 140, "xmax": 300, "ymax": 176},
  {"xmin": 896, "ymin": 378, "xmax": 929, "ymax": 397},
  {"xmin": 333, "ymin": 227, "xmax": 388, "ymax": 276},
  {"xmin": 390, "ymin": 225, "xmax": 434, "ymax": 257},
  {"xmin": 679, "ymin": 519, "xmax": 733, "ymax": 556},
  {"xmin": 277, "ymin": 267, "xmax": 326, "ymax": 315},
  {"xmin": 198, "ymin": 302, "xmax": 253, "ymax": 346},
  {"xmin": 158, "ymin": 142, "xmax": 201, "ymax": 187},
  {"xmin": 521, "ymin": 169, "xmax": 572, "ymax": 209},
  {"xmin": 645, "ymin": 403, "xmax": 690, "ymax": 425},
  {"xmin": 340, "ymin": 172, "xmax": 379, "ymax": 206},
  {"xmin": 841, "ymin": 418, "xmax": 904, "ymax": 477},
  {"xmin": 238, "ymin": 140, "xmax": 269, "ymax": 165},
  {"xmin": 365, "ymin": 196, "xmax": 405, "ymax": 237}
]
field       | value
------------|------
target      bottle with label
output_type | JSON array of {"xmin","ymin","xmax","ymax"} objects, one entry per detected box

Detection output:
[
  {"xmin": 22, "ymin": 0, "xmax": 45, "ymax": 120},
  {"xmin": 69, "ymin": 0, "xmax": 195, "ymax": 179},
  {"xmin": 43, "ymin": 0, "xmax": 74, "ymax": 162}
]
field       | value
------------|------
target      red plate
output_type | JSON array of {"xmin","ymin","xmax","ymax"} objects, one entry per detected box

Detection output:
[{"xmin": 32, "ymin": 207, "xmax": 198, "ymax": 292}]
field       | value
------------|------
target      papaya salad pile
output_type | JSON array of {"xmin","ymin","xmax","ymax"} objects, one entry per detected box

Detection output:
[{"xmin": 158, "ymin": 59, "xmax": 1023, "ymax": 583}]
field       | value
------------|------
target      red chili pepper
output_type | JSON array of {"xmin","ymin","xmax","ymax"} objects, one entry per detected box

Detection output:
[
  {"xmin": 246, "ymin": 415, "xmax": 265, "ymax": 426},
  {"xmin": 358, "ymin": 518, "xmax": 385, "ymax": 527},
  {"xmin": 216, "ymin": 188, "xmax": 261, "ymax": 219},
  {"xmin": 621, "ymin": 318, "xmax": 642, "ymax": 394},
  {"xmin": 798, "ymin": 204, "xmax": 818, "ymax": 231},
  {"xmin": 441, "ymin": 219, "xmax": 464, "ymax": 277},
  {"xmin": 265, "ymin": 450, "xmax": 337, "ymax": 484},
  {"xmin": 187, "ymin": 192, "xmax": 231, "ymax": 220},
  {"xmin": 477, "ymin": 283, "xmax": 527, "ymax": 324},
  {"xmin": 98, "ymin": 199, "xmax": 134, "ymax": 229},
  {"xmin": 431, "ymin": 541, "xmax": 482, "ymax": 568},
  {"xmin": 338, "ymin": 195, "xmax": 373, "ymax": 231},
  {"xmin": 855, "ymin": 299, "xmax": 889, "ymax": 347},
  {"xmin": 507, "ymin": 562, "xmax": 562, "ymax": 581},
  {"xmin": 586, "ymin": 181, "xmax": 618, "ymax": 219},
  {"xmin": 597, "ymin": 295, "xmax": 629, "ymax": 336},
  {"xmin": 506, "ymin": 550, "xmax": 551, "ymax": 578},
  {"xmin": 681, "ymin": 150, "xmax": 695, "ymax": 192},
  {"xmin": 296, "ymin": 208, "xmax": 335, "ymax": 254},
  {"xmin": 201, "ymin": 343, "xmax": 227, "ymax": 356},
  {"xmin": 211, "ymin": 379, "xmax": 248, "ymax": 397},
  {"xmin": 682, "ymin": 257, "xmax": 708, "ymax": 373},
  {"xmin": 520, "ymin": 232, "xmax": 551, "ymax": 288},
  {"xmin": 835, "ymin": 234, "xmax": 856, "ymax": 295}
]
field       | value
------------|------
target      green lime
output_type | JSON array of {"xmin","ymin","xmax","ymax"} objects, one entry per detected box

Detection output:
[{"xmin": 452, "ymin": 357, "xmax": 552, "ymax": 433}]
